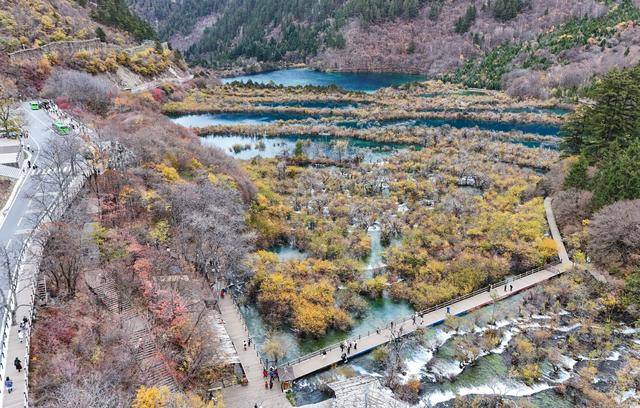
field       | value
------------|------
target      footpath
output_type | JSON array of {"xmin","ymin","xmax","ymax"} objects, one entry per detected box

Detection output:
[{"xmin": 218, "ymin": 295, "xmax": 290, "ymax": 408}]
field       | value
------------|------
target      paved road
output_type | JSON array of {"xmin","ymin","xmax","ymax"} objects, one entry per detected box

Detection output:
[
  {"xmin": 0, "ymin": 103, "xmax": 75, "ymax": 407},
  {"xmin": 0, "ymin": 104, "xmax": 61, "ymax": 276}
]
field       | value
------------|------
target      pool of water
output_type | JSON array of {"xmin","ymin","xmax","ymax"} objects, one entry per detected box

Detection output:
[
  {"xmin": 221, "ymin": 68, "xmax": 426, "ymax": 92},
  {"xmin": 170, "ymin": 112, "xmax": 320, "ymax": 127},
  {"xmin": 257, "ymin": 100, "xmax": 365, "ymax": 109},
  {"xmin": 419, "ymin": 107, "xmax": 570, "ymax": 116},
  {"xmin": 239, "ymin": 292, "xmax": 413, "ymax": 365},
  {"xmin": 200, "ymin": 134, "xmax": 410, "ymax": 163},
  {"xmin": 172, "ymin": 112, "xmax": 560, "ymax": 137}
]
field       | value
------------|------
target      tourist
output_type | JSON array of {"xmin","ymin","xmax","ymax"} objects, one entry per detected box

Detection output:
[
  {"xmin": 243, "ymin": 340, "xmax": 247, "ymax": 351},
  {"xmin": 504, "ymin": 284, "xmax": 507, "ymax": 292},
  {"xmin": 354, "ymin": 340, "xmax": 357, "ymax": 351},
  {"xmin": 347, "ymin": 342, "xmax": 351, "ymax": 354},
  {"xmin": 339, "ymin": 342, "xmax": 345, "ymax": 352},
  {"xmin": 412, "ymin": 313, "xmax": 417, "ymax": 325},
  {"xmin": 269, "ymin": 379, "xmax": 273, "ymax": 390},
  {"xmin": 248, "ymin": 337, "xmax": 252, "ymax": 347},
  {"xmin": 446, "ymin": 306, "xmax": 450, "ymax": 314},
  {"xmin": 510, "ymin": 284, "xmax": 513, "ymax": 291},
  {"xmin": 264, "ymin": 380, "xmax": 268, "ymax": 389},
  {"xmin": 322, "ymin": 350, "xmax": 327, "ymax": 359},
  {"xmin": 5, "ymin": 377, "xmax": 13, "ymax": 394},
  {"xmin": 263, "ymin": 368, "xmax": 268, "ymax": 378},
  {"xmin": 14, "ymin": 358, "xmax": 22, "ymax": 373},
  {"xmin": 18, "ymin": 330, "xmax": 24, "ymax": 343},
  {"xmin": 341, "ymin": 353, "xmax": 347, "ymax": 363}
]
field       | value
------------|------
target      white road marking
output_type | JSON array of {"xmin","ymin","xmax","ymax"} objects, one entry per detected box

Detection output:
[
  {"xmin": 5, "ymin": 239, "xmax": 12, "ymax": 250},
  {"xmin": 14, "ymin": 229, "xmax": 31, "ymax": 236}
]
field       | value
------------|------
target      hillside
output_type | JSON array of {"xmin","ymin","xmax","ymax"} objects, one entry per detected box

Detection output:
[
  {"xmin": 127, "ymin": 0, "xmax": 640, "ymax": 98},
  {"xmin": 0, "ymin": 0, "xmax": 189, "ymax": 95}
]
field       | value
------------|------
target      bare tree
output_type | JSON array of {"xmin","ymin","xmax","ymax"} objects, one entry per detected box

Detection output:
[
  {"xmin": 39, "ymin": 220, "xmax": 86, "ymax": 299},
  {"xmin": 588, "ymin": 199, "xmax": 640, "ymax": 268},
  {"xmin": 0, "ymin": 239, "xmax": 29, "ymax": 324},
  {"xmin": 167, "ymin": 180, "xmax": 254, "ymax": 284}
]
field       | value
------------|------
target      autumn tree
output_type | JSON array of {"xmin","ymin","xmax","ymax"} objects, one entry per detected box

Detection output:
[{"xmin": 0, "ymin": 76, "xmax": 21, "ymax": 138}]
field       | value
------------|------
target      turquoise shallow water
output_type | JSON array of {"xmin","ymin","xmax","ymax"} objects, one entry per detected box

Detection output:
[
  {"xmin": 171, "ymin": 112, "xmax": 561, "ymax": 137},
  {"xmin": 221, "ymin": 68, "xmax": 426, "ymax": 92}
]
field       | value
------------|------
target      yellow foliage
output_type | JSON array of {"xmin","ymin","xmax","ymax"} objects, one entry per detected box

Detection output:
[
  {"xmin": 132, "ymin": 386, "xmax": 220, "ymax": 408},
  {"xmin": 149, "ymin": 220, "xmax": 170, "ymax": 245},
  {"xmin": 132, "ymin": 386, "xmax": 170, "ymax": 408},
  {"xmin": 293, "ymin": 299, "xmax": 329, "ymax": 336},
  {"xmin": 156, "ymin": 163, "xmax": 181, "ymax": 183},
  {"xmin": 300, "ymin": 280, "xmax": 334, "ymax": 306},
  {"xmin": 536, "ymin": 237, "xmax": 557, "ymax": 258}
]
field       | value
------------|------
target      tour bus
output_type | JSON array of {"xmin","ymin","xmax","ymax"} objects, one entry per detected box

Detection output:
[
  {"xmin": 53, "ymin": 121, "xmax": 70, "ymax": 136},
  {"xmin": 30, "ymin": 101, "xmax": 40, "ymax": 110}
]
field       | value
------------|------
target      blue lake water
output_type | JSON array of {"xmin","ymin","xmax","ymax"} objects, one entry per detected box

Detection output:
[
  {"xmin": 171, "ymin": 112, "xmax": 560, "ymax": 136},
  {"xmin": 170, "ymin": 112, "xmax": 319, "ymax": 127},
  {"xmin": 221, "ymin": 68, "xmax": 426, "ymax": 92},
  {"xmin": 200, "ymin": 134, "xmax": 410, "ymax": 163}
]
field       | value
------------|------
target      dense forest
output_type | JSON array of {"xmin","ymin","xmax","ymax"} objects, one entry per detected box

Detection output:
[{"xmin": 92, "ymin": 0, "xmax": 156, "ymax": 41}]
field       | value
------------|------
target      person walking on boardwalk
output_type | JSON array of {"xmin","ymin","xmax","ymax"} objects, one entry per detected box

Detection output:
[
  {"xmin": 5, "ymin": 377, "xmax": 13, "ymax": 394},
  {"xmin": 14, "ymin": 358, "xmax": 22, "ymax": 373},
  {"xmin": 504, "ymin": 284, "xmax": 507, "ymax": 292},
  {"xmin": 510, "ymin": 284, "xmax": 513, "ymax": 291},
  {"xmin": 243, "ymin": 340, "xmax": 247, "ymax": 351},
  {"xmin": 347, "ymin": 341, "xmax": 351, "ymax": 354},
  {"xmin": 263, "ymin": 367, "xmax": 268, "ymax": 378},
  {"xmin": 18, "ymin": 330, "xmax": 24, "ymax": 343},
  {"xmin": 354, "ymin": 340, "xmax": 358, "ymax": 351},
  {"xmin": 269, "ymin": 378, "xmax": 274, "ymax": 390},
  {"xmin": 446, "ymin": 306, "xmax": 450, "ymax": 314},
  {"xmin": 322, "ymin": 350, "xmax": 327, "ymax": 359},
  {"xmin": 340, "ymin": 342, "xmax": 345, "ymax": 352}
]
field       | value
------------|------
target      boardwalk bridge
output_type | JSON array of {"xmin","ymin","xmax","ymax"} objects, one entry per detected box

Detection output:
[{"xmin": 217, "ymin": 197, "xmax": 571, "ymax": 406}]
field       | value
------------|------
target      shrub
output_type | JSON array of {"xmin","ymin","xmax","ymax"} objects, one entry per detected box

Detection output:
[{"xmin": 42, "ymin": 69, "xmax": 116, "ymax": 115}]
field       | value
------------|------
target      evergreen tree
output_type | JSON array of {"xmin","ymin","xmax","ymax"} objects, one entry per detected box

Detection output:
[
  {"xmin": 564, "ymin": 154, "xmax": 589, "ymax": 190},
  {"xmin": 590, "ymin": 140, "xmax": 640, "ymax": 209},
  {"xmin": 95, "ymin": 26, "xmax": 107, "ymax": 42}
]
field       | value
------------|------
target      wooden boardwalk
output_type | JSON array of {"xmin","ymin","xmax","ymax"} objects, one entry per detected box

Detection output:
[
  {"xmin": 218, "ymin": 295, "xmax": 290, "ymax": 408},
  {"xmin": 277, "ymin": 197, "xmax": 572, "ymax": 382}
]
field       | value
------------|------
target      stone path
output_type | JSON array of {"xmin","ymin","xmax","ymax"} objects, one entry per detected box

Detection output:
[{"xmin": 218, "ymin": 295, "xmax": 290, "ymax": 408}]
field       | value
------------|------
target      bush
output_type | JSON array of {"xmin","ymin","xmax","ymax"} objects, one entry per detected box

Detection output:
[
  {"xmin": 42, "ymin": 69, "xmax": 117, "ymax": 115},
  {"xmin": 588, "ymin": 199, "xmax": 640, "ymax": 270}
]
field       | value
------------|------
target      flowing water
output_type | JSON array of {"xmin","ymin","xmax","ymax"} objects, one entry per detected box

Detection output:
[{"xmin": 221, "ymin": 68, "xmax": 426, "ymax": 92}]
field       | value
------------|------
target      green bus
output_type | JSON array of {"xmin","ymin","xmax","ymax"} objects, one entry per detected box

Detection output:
[
  {"xmin": 53, "ymin": 121, "xmax": 70, "ymax": 135},
  {"xmin": 30, "ymin": 101, "xmax": 40, "ymax": 110}
]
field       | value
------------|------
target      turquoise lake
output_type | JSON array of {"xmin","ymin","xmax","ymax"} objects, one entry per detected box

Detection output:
[{"xmin": 221, "ymin": 68, "xmax": 426, "ymax": 92}]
